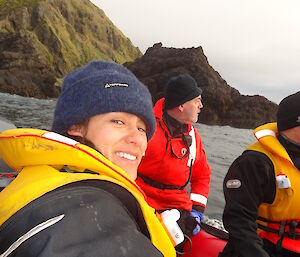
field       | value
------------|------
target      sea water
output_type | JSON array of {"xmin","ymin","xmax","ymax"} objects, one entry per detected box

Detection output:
[
  {"xmin": 195, "ymin": 123, "xmax": 254, "ymax": 225},
  {"xmin": 0, "ymin": 92, "xmax": 256, "ymax": 225}
]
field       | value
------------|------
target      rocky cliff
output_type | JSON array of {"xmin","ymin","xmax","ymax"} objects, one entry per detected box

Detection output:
[
  {"xmin": 125, "ymin": 43, "xmax": 278, "ymax": 129},
  {"xmin": 0, "ymin": 1, "xmax": 277, "ymax": 129},
  {"xmin": 0, "ymin": 0, "xmax": 142, "ymax": 98}
]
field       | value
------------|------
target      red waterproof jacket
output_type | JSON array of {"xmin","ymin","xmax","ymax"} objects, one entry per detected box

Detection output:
[{"xmin": 137, "ymin": 98, "xmax": 211, "ymax": 211}]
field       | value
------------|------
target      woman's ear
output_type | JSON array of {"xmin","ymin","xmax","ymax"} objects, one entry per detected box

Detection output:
[{"xmin": 67, "ymin": 124, "xmax": 85, "ymax": 137}]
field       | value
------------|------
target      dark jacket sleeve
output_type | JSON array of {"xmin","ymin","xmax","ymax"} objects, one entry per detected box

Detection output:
[
  {"xmin": 0, "ymin": 181, "xmax": 163, "ymax": 257},
  {"xmin": 221, "ymin": 151, "xmax": 276, "ymax": 257}
]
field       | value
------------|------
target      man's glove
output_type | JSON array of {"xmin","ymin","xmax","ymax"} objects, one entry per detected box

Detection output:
[{"xmin": 189, "ymin": 209, "xmax": 203, "ymax": 235}]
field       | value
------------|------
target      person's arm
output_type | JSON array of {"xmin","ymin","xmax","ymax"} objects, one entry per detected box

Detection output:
[
  {"xmin": 189, "ymin": 131, "xmax": 211, "ymax": 212},
  {"xmin": 0, "ymin": 183, "xmax": 163, "ymax": 257},
  {"xmin": 222, "ymin": 151, "xmax": 276, "ymax": 257}
]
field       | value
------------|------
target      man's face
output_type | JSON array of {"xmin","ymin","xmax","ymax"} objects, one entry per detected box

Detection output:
[
  {"xmin": 181, "ymin": 96, "xmax": 203, "ymax": 123},
  {"xmin": 290, "ymin": 126, "xmax": 300, "ymax": 144},
  {"xmin": 281, "ymin": 125, "xmax": 300, "ymax": 145}
]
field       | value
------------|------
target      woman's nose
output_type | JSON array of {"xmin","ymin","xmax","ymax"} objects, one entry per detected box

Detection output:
[{"xmin": 125, "ymin": 126, "xmax": 145, "ymax": 145}]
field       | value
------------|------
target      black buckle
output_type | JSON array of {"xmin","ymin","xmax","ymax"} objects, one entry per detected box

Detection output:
[
  {"xmin": 288, "ymin": 220, "xmax": 298, "ymax": 239},
  {"xmin": 279, "ymin": 221, "xmax": 286, "ymax": 236}
]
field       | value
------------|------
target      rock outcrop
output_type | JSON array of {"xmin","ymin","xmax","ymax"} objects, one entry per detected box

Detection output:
[
  {"xmin": 0, "ymin": 0, "xmax": 142, "ymax": 98},
  {"xmin": 125, "ymin": 43, "xmax": 278, "ymax": 129}
]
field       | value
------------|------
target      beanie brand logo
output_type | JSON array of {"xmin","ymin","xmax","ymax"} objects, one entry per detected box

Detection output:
[
  {"xmin": 297, "ymin": 116, "xmax": 300, "ymax": 123},
  {"xmin": 104, "ymin": 83, "xmax": 129, "ymax": 88}
]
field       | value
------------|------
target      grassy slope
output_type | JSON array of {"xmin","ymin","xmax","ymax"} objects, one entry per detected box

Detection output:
[
  {"xmin": 0, "ymin": 0, "xmax": 142, "ymax": 77},
  {"xmin": 0, "ymin": 0, "xmax": 39, "ymax": 12}
]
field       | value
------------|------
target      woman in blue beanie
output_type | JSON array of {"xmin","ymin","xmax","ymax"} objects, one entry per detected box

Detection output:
[{"xmin": 0, "ymin": 61, "xmax": 175, "ymax": 257}]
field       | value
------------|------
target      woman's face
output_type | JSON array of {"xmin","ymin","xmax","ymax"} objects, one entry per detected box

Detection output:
[{"xmin": 68, "ymin": 112, "xmax": 147, "ymax": 180}]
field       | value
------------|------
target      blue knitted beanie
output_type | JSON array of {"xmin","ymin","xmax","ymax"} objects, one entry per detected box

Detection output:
[{"xmin": 52, "ymin": 60, "xmax": 156, "ymax": 140}]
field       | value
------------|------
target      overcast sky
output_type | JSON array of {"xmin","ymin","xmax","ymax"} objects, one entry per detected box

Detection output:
[{"xmin": 91, "ymin": 0, "xmax": 300, "ymax": 104}]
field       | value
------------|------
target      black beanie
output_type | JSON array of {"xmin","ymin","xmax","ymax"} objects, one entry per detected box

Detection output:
[
  {"xmin": 277, "ymin": 91, "xmax": 300, "ymax": 132},
  {"xmin": 164, "ymin": 74, "xmax": 202, "ymax": 109}
]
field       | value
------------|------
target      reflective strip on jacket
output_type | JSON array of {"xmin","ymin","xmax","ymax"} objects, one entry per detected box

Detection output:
[
  {"xmin": 137, "ymin": 98, "xmax": 211, "ymax": 211},
  {"xmin": 247, "ymin": 122, "xmax": 300, "ymax": 253},
  {"xmin": 0, "ymin": 128, "xmax": 176, "ymax": 257}
]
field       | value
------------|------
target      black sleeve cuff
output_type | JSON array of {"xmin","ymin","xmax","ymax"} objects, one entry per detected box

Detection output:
[{"xmin": 192, "ymin": 204, "xmax": 205, "ymax": 213}]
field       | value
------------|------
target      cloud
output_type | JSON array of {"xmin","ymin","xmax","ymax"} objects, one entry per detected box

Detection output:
[{"xmin": 91, "ymin": 0, "xmax": 300, "ymax": 103}]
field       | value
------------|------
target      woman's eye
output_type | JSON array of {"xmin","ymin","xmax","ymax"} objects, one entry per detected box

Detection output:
[
  {"xmin": 112, "ymin": 119, "xmax": 124, "ymax": 125},
  {"xmin": 138, "ymin": 127, "xmax": 147, "ymax": 133}
]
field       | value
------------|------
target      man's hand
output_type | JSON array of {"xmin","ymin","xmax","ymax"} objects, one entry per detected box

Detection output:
[{"xmin": 189, "ymin": 209, "xmax": 203, "ymax": 235}]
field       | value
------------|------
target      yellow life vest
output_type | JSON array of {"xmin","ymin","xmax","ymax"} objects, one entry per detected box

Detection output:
[
  {"xmin": 0, "ymin": 128, "xmax": 176, "ymax": 257},
  {"xmin": 247, "ymin": 122, "xmax": 300, "ymax": 252}
]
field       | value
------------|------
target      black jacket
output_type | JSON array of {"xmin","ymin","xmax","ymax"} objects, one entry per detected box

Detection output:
[{"xmin": 0, "ymin": 180, "xmax": 163, "ymax": 257}]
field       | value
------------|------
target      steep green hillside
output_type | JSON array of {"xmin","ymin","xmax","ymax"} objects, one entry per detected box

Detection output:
[
  {"xmin": 0, "ymin": 0, "xmax": 142, "ymax": 97},
  {"xmin": 0, "ymin": 0, "xmax": 39, "ymax": 12}
]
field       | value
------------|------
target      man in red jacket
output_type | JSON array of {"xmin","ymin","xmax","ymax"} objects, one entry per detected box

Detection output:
[{"xmin": 137, "ymin": 74, "xmax": 211, "ymax": 239}]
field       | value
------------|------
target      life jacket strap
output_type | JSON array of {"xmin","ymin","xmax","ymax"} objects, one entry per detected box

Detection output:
[
  {"xmin": 138, "ymin": 173, "xmax": 190, "ymax": 190},
  {"xmin": 138, "ymin": 122, "xmax": 194, "ymax": 190},
  {"xmin": 257, "ymin": 217, "xmax": 300, "ymax": 239}
]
